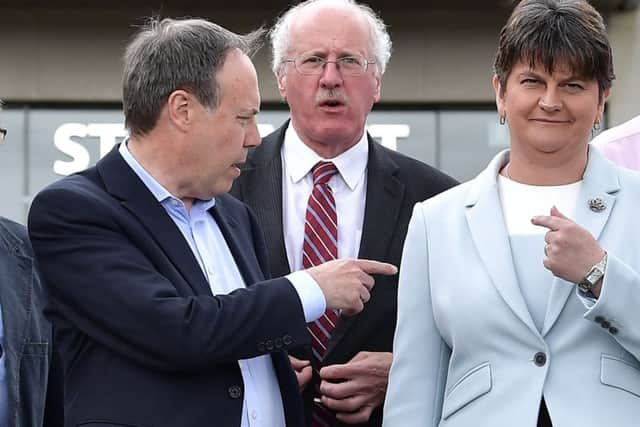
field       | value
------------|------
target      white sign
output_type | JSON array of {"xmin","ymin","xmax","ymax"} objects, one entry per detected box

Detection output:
[{"xmin": 52, "ymin": 122, "xmax": 411, "ymax": 176}]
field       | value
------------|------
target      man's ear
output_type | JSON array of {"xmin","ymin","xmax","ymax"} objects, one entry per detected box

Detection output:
[
  {"xmin": 492, "ymin": 75, "xmax": 506, "ymax": 119},
  {"xmin": 276, "ymin": 70, "xmax": 287, "ymax": 99},
  {"xmin": 373, "ymin": 73, "xmax": 382, "ymax": 103},
  {"xmin": 167, "ymin": 90, "xmax": 193, "ymax": 132}
]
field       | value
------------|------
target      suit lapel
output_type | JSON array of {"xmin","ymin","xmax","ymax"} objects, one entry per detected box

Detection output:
[
  {"xmin": 541, "ymin": 146, "xmax": 619, "ymax": 336},
  {"xmin": 97, "ymin": 146, "xmax": 211, "ymax": 296},
  {"xmin": 210, "ymin": 198, "xmax": 264, "ymax": 286},
  {"xmin": 465, "ymin": 151, "xmax": 539, "ymax": 336},
  {"xmin": 325, "ymin": 138, "xmax": 405, "ymax": 357},
  {"xmin": 239, "ymin": 124, "xmax": 291, "ymax": 278}
]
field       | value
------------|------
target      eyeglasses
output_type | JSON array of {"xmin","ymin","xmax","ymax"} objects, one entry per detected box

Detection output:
[
  {"xmin": 0, "ymin": 128, "xmax": 6, "ymax": 143},
  {"xmin": 283, "ymin": 53, "xmax": 376, "ymax": 76}
]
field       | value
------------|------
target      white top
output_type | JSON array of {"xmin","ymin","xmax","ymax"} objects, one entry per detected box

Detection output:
[
  {"xmin": 498, "ymin": 174, "xmax": 582, "ymax": 331},
  {"xmin": 281, "ymin": 123, "xmax": 369, "ymax": 271},
  {"xmin": 498, "ymin": 175, "xmax": 581, "ymax": 235}
]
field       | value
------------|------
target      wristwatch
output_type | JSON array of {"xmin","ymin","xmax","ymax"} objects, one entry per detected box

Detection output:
[{"xmin": 577, "ymin": 251, "xmax": 608, "ymax": 293}]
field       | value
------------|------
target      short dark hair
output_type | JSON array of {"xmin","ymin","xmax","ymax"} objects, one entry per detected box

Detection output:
[
  {"xmin": 122, "ymin": 17, "xmax": 264, "ymax": 137},
  {"xmin": 493, "ymin": 0, "xmax": 614, "ymax": 97}
]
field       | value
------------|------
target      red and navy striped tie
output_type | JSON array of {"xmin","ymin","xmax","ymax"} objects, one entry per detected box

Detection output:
[{"xmin": 303, "ymin": 161, "xmax": 339, "ymax": 426}]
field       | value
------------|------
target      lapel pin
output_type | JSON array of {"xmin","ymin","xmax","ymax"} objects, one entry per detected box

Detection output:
[{"xmin": 588, "ymin": 197, "xmax": 606, "ymax": 212}]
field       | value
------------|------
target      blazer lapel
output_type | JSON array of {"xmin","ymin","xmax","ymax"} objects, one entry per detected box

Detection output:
[
  {"xmin": 325, "ymin": 138, "xmax": 405, "ymax": 357},
  {"xmin": 210, "ymin": 198, "xmax": 264, "ymax": 286},
  {"xmin": 541, "ymin": 146, "xmax": 619, "ymax": 336},
  {"xmin": 239, "ymin": 124, "xmax": 291, "ymax": 278},
  {"xmin": 465, "ymin": 151, "xmax": 539, "ymax": 336},
  {"xmin": 97, "ymin": 146, "xmax": 211, "ymax": 296}
]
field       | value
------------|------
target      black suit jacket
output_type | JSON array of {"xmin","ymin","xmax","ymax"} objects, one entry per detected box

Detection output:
[
  {"xmin": 28, "ymin": 146, "xmax": 309, "ymax": 427},
  {"xmin": 0, "ymin": 218, "xmax": 63, "ymax": 427},
  {"xmin": 230, "ymin": 122, "xmax": 458, "ymax": 426}
]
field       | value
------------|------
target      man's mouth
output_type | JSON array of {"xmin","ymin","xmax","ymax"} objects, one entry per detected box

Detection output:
[{"xmin": 319, "ymin": 99, "xmax": 344, "ymax": 108}]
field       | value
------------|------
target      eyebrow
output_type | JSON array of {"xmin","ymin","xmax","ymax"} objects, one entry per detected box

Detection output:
[
  {"xmin": 239, "ymin": 108, "xmax": 259, "ymax": 116},
  {"xmin": 303, "ymin": 49, "xmax": 362, "ymax": 57},
  {"xmin": 518, "ymin": 70, "xmax": 587, "ymax": 82}
]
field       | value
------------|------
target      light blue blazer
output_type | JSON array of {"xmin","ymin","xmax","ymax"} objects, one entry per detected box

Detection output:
[{"xmin": 383, "ymin": 147, "xmax": 640, "ymax": 427}]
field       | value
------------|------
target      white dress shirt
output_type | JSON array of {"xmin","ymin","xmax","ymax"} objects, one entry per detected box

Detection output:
[
  {"xmin": 281, "ymin": 123, "xmax": 369, "ymax": 271},
  {"xmin": 119, "ymin": 142, "xmax": 324, "ymax": 427}
]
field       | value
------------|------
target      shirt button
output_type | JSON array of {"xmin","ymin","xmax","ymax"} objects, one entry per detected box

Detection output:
[
  {"xmin": 534, "ymin": 352, "xmax": 547, "ymax": 367},
  {"xmin": 228, "ymin": 385, "xmax": 242, "ymax": 399},
  {"xmin": 251, "ymin": 410, "xmax": 258, "ymax": 420}
]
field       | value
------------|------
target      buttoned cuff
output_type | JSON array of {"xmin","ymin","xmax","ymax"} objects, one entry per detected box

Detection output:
[{"xmin": 287, "ymin": 270, "xmax": 326, "ymax": 322}]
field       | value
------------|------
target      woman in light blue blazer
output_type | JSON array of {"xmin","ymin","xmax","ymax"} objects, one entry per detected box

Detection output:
[{"xmin": 383, "ymin": 1, "xmax": 640, "ymax": 426}]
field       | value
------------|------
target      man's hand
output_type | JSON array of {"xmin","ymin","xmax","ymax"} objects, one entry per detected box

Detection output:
[
  {"xmin": 317, "ymin": 351, "xmax": 392, "ymax": 424},
  {"xmin": 307, "ymin": 259, "xmax": 397, "ymax": 315},
  {"xmin": 289, "ymin": 355, "xmax": 312, "ymax": 392},
  {"xmin": 532, "ymin": 206, "xmax": 605, "ymax": 295}
]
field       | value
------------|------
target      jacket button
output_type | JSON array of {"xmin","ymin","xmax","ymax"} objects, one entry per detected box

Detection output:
[
  {"xmin": 601, "ymin": 320, "xmax": 611, "ymax": 329},
  {"xmin": 274, "ymin": 337, "xmax": 283, "ymax": 349},
  {"xmin": 534, "ymin": 352, "xmax": 547, "ymax": 367},
  {"xmin": 266, "ymin": 340, "xmax": 274, "ymax": 351},
  {"xmin": 228, "ymin": 385, "xmax": 242, "ymax": 399},
  {"xmin": 594, "ymin": 316, "xmax": 604, "ymax": 324},
  {"xmin": 609, "ymin": 326, "xmax": 619, "ymax": 335},
  {"xmin": 283, "ymin": 335, "xmax": 293, "ymax": 346},
  {"xmin": 257, "ymin": 342, "xmax": 265, "ymax": 352}
]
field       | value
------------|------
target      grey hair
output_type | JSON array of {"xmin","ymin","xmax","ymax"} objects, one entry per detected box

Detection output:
[
  {"xmin": 270, "ymin": 0, "xmax": 392, "ymax": 76},
  {"xmin": 122, "ymin": 17, "xmax": 265, "ymax": 137}
]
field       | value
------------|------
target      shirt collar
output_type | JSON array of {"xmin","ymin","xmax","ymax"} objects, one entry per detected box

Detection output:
[
  {"xmin": 118, "ymin": 140, "xmax": 216, "ymax": 210},
  {"xmin": 282, "ymin": 122, "xmax": 369, "ymax": 190}
]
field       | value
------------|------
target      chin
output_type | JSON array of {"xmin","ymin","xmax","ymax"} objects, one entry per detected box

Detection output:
[{"xmin": 315, "ymin": 124, "xmax": 360, "ymax": 142}]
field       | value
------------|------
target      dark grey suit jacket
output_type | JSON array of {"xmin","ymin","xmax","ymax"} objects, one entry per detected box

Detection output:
[
  {"xmin": 230, "ymin": 122, "xmax": 458, "ymax": 426},
  {"xmin": 0, "ymin": 217, "xmax": 62, "ymax": 427}
]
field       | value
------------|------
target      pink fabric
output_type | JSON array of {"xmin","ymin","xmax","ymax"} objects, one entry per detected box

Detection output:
[{"xmin": 593, "ymin": 115, "xmax": 640, "ymax": 171}]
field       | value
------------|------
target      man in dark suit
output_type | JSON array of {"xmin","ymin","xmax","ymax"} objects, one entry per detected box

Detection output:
[
  {"xmin": 0, "ymin": 127, "xmax": 63, "ymax": 426},
  {"xmin": 27, "ymin": 18, "xmax": 395, "ymax": 427},
  {"xmin": 230, "ymin": 1, "xmax": 457, "ymax": 426}
]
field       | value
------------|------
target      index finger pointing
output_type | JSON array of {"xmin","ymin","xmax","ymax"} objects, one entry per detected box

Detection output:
[
  {"xmin": 353, "ymin": 259, "xmax": 398, "ymax": 276},
  {"xmin": 531, "ymin": 215, "xmax": 563, "ymax": 231}
]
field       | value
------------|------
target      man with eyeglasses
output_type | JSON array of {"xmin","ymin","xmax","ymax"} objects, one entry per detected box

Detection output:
[
  {"xmin": 28, "ymin": 17, "xmax": 399, "ymax": 427},
  {"xmin": 231, "ymin": 1, "xmax": 457, "ymax": 425},
  {"xmin": 0, "ymin": 123, "xmax": 63, "ymax": 426}
]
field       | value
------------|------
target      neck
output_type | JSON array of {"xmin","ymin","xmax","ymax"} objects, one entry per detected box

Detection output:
[
  {"xmin": 127, "ymin": 134, "xmax": 194, "ymax": 212},
  {"xmin": 505, "ymin": 144, "xmax": 589, "ymax": 185}
]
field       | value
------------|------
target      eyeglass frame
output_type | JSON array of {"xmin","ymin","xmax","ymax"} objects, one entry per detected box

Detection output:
[
  {"xmin": 0, "ymin": 128, "xmax": 6, "ymax": 143},
  {"xmin": 282, "ymin": 53, "xmax": 377, "ymax": 76}
]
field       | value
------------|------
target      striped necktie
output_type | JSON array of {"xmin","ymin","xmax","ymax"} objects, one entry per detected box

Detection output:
[{"xmin": 303, "ymin": 161, "xmax": 339, "ymax": 427}]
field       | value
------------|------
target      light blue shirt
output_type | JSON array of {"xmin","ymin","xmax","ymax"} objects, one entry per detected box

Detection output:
[
  {"xmin": 119, "ymin": 142, "xmax": 323, "ymax": 426},
  {"xmin": 0, "ymin": 304, "xmax": 7, "ymax": 427}
]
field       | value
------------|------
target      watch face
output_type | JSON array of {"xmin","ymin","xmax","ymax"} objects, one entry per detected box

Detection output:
[{"xmin": 586, "ymin": 267, "xmax": 604, "ymax": 284}]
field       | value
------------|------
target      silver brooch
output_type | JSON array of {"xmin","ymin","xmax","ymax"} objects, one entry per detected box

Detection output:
[{"xmin": 588, "ymin": 197, "xmax": 606, "ymax": 212}]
